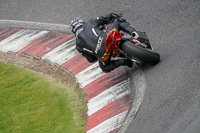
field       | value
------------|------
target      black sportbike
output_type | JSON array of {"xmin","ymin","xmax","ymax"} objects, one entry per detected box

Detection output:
[{"xmin": 98, "ymin": 24, "xmax": 160, "ymax": 65}]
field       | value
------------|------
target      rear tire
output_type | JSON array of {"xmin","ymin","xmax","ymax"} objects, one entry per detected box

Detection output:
[{"xmin": 121, "ymin": 41, "xmax": 160, "ymax": 65}]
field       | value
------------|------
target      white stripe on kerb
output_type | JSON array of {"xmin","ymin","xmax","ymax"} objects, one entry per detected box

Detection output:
[
  {"xmin": 87, "ymin": 110, "xmax": 128, "ymax": 133},
  {"xmin": 75, "ymin": 62, "xmax": 105, "ymax": 88},
  {"xmin": 87, "ymin": 80, "xmax": 130, "ymax": 116},
  {"xmin": 0, "ymin": 29, "xmax": 49, "ymax": 52},
  {"xmin": 42, "ymin": 38, "xmax": 78, "ymax": 65}
]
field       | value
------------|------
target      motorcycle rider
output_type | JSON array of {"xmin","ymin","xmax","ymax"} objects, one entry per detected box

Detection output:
[{"xmin": 69, "ymin": 13, "xmax": 137, "ymax": 73}]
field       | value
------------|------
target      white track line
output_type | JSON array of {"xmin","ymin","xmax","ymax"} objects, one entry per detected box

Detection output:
[{"xmin": 119, "ymin": 69, "xmax": 147, "ymax": 133}]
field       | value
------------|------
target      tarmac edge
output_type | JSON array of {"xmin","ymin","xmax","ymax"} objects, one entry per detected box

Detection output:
[{"xmin": 0, "ymin": 19, "xmax": 71, "ymax": 32}]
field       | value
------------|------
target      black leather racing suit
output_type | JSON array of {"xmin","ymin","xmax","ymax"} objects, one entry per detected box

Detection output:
[{"xmin": 75, "ymin": 13, "xmax": 136, "ymax": 73}]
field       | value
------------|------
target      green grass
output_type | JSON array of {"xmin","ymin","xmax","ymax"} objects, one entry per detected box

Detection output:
[{"xmin": 0, "ymin": 61, "xmax": 87, "ymax": 133}]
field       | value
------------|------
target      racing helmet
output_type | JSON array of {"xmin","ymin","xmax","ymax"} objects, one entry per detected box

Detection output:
[{"xmin": 69, "ymin": 18, "xmax": 85, "ymax": 34}]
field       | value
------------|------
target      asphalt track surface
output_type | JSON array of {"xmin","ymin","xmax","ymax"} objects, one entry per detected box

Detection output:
[{"xmin": 1, "ymin": 0, "xmax": 200, "ymax": 133}]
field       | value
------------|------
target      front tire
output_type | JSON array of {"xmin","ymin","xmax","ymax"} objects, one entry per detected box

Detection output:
[{"xmin": 121, "ymin": 41, "xmax": 160, "ymax": 65}]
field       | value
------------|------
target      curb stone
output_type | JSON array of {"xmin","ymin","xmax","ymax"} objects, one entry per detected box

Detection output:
[{"xmin": 0, "ymin": 20, "xmax": 146, "ymax": 133}]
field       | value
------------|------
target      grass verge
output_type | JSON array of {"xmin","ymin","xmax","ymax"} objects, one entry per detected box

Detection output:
[{"xmin": 0, "ymin": 61, "xmax": 87, "ymax": 133}]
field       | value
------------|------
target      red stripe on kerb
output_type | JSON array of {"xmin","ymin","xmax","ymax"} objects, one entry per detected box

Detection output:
[
  {"xmin": 18, "ymin": 32, "xmax": 74, "ymax": 57},
  {"xmin": 0, "ymin": 28, "xmax": 21, "ymax": 42},
  {"xmin": 83, "ymin": 67, "xmax": 129, "ymax": 100},
  {"xmin": 61, "ymin": 53, "xmax": 94, "ymax": 75},
  {"xmin": 86, "ymin": 95, "xmax": 131, "ymax": 131}
]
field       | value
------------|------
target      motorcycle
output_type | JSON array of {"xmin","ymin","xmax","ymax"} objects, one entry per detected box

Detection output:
[{"xmin": 98, "ymin": 23, "xmax": 160, "ymax": 65}]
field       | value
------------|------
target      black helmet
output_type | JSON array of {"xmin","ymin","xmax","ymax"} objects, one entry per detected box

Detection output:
[{"xmin": 69, "ymin": 18, "xmax": 85, "ymax": 34}]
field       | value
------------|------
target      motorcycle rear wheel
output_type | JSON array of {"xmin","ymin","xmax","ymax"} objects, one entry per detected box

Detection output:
[{"xmin": 121, "ymin": 41, "xmax": 160, "ymax": 65}]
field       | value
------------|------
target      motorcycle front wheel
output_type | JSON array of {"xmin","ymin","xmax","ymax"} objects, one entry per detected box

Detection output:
[{"xmin": 121, "ymin": 41, "xmax": 160, "ymax": 65}]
